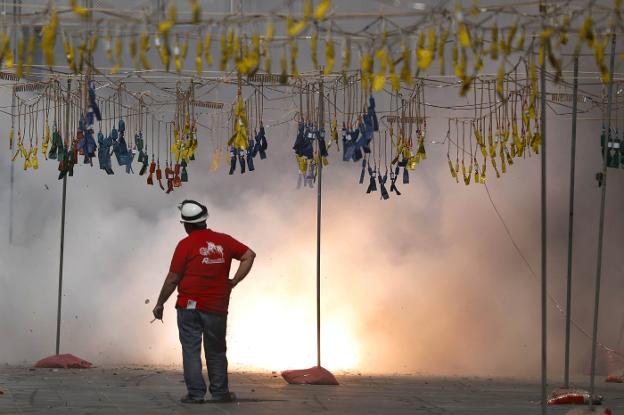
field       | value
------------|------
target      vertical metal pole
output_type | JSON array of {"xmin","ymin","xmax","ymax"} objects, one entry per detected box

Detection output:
[
  {"xmin": 540, "ymin": 47, "xmax": 548, "ymax": 415},
  {"xmin": 589, "ymin": 33, "xmax": 616, "ymax": 411},
  {"xmin": 8, "ymin": 0, "xmax": 18, "ymax": 244},
  {"xmin": 563, "ymin": 55, "xmax": 579, "ymax": 389},
  {"xmin": 617, "ymin": 318, "xmax": 624, "ymax": 351},
  {"xmin": 316, "ymin": 76, "xmax": 324, "ymax": 368},
  {"xmin": 9, "ymin": 93, "xmax": 15, "ymax": 244},
  {"xmin": 55, "ymin": 79, "xmax": 71, "ymax": 356}
]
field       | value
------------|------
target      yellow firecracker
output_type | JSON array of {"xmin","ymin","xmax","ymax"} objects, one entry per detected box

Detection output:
[
  {"xmin": 70, "ymin": 0, "xmax": 90, "ymax": 18},
  {"xmin": 314, "ymin": 0, "xmax": 331, "ymax": 20},
  {"xmin": 204, "ymin": 32, "xmax": 213, "ymax": 67},
  {"xmin": 41, "ymin": 8, "xmax": 58, "ymax": 68},
  {"xmin": 324, "ymin": 39, "xmax": 334, "ymax": 75}
]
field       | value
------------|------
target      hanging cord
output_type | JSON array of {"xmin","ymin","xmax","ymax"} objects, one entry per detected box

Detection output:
[
  {"xmin": 167, "ymin": 122, "xmax": 171, "ymax": 167},
  {"xmin": 13, "ymin": 100, "xmax": 20, "ymax": 156},
  {"xmin": 260, "ymin": 82, "xmax": 264, "ymax": 125},
  {"xmin": 455, "ymin": 120, "xmax": 459, "ymax": 167},
  {"xmin": 420, "ymin": 80, "xmax": 426, "ymax": 137},
  {"xmin": 384, "ymin": 128, "xmax": 388, "ymax": 172},
  {"xmin": 469, "ymin": 120, "xmax": 474, "ymax": 161},
  {"xmin": 343, "ymin": 77, "xmax": 347, "ymax": 127},
  {"xmin": 446, "ymin": 119, "xmax": 451, "ymax": 158},
  {"xmin": 151, "ymin": 115, "xmax": 155, "ymax": 160},
  {"xmin": 457, "ymin": 119, "xmax": 462, "ymax": 168},
  {"xmin": 157, "ymin": 120, "xmax": 161, "ymax": 165},
  {"xmin": 34, "ymin": 102, "xmax": 39, "ymax": 148},
  {"xmin": 28, "ymin": 104, "xmax": 33, "ymax": 149},
  {"xmin": 298, "ymin": 81, "xmax": 303, "ymax": 123}
]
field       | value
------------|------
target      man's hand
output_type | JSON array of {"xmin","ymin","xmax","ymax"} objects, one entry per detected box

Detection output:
[
  {"xmin": 153, "ymin": 272, "xmax": 181, "ymax": 323},
  {"xmin": 229, "ymin": 249, "xmax": 255, "ymax": 290},
  {"xmin": 152, "ymin": 304, "xmax": 164, "ymax": 321}
]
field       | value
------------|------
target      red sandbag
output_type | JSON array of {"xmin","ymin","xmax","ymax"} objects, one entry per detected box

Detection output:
[
  {"xmin": 547, "ymin": 394, "xmax": 586, "ymax": 405},
  {"xmin": 548, "ymin": 390, "xmax": 602, "ymax": 406},
  {"xmin": 606, "ymin": 375, "xmax": 624, "ymax": 383},
  {"xmin": 281, "ymin": 366, "xmax": 339, "ymax": 385},
  {"xmin": 34, "ymin": 354, "xmax": 93, "ymax": 369}
]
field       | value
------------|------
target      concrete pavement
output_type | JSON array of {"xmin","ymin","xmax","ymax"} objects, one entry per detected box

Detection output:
[{"xmin": 1, "ymin": 366, "xmax": 623, "ymax": 414}]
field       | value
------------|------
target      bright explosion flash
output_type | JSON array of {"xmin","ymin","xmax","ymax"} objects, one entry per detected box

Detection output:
[{"xmin": 227, "ymin": 298, "xmax": 360, "ymax": 371}]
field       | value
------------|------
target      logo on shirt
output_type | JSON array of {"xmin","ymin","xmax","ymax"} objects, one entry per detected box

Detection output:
[{"xmin": 199, "ymin": 241, "xmax": 225, "ymax": 264}]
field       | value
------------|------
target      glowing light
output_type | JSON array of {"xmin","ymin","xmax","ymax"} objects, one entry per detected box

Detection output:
[{"xmin": 227, "ymin": 298, "xmax": 360, "ymax": 371}]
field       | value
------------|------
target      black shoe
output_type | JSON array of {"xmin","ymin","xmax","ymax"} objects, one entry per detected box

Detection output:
[
  {"xmin": 180, "ymin": 395, "xmax": 204, "ymax": 404},
  {"xmin": 206, "ymin": 392, "xmax": 236, "ymax": 403}
]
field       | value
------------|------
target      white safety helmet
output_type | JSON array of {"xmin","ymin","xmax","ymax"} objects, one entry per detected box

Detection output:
[{"xmin": 178, "ymin": 200, "xmax": 209, "ymax": 223}]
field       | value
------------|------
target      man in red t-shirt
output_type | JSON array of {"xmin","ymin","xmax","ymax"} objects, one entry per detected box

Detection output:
[{"xmin": 152, "ymin": 200, "xmax": 256, "ymax": 404}]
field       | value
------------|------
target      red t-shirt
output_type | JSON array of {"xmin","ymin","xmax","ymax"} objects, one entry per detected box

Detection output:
[{"xmin": 170, "ymin": 229, "xmax": 249, "ymax": 315}]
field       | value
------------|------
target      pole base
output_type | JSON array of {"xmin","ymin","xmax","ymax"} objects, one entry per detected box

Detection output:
[
  {"xmin": 34, "ymin": 354, "xmax": 93, "ymax": 369},
  {"xmin": 281, "ymin": 366, "xmax": 338, "ymax": 385}
]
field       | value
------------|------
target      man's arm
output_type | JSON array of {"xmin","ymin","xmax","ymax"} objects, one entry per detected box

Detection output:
[
  {"xmin": 229, "ymin": 249, "xmax": 256, "ymax": 289},
  {"xmin": 152, "ymin": 271, "xmax": 182, "ymax": 320}
]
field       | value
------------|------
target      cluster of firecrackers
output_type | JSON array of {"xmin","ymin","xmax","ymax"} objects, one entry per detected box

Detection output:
[
  {"xmin": 292, "ymin": 81, "xmax": 328, "ymax": 188},
  {"xmin": 329, "ymin": 82, "xmax": 423, "ymax": 201},
  {"xmin": 444, "ymin": 75, "xmax": 546, "ymax": 186},
  {"xmin": 0, "ymin": 0, "xmax": 619, "ymax": 100},
  {"xmin": 11, "ymin": 82, "xmax": 62, "ymax": 175},
  {"xmin": 226, "ymin": 86, "xmax": 269, "ymax": 176},
  {"xmin": 228, "ymin": 93, "xmax": 249, "ymax": 175},
  {"xmin": 117, "ymin": 87, "xmax": 229, "ymax": 193},
  {"xmin": 107, "ymin": 91, "xmax": 135, "ymax": 175},
  {"xmin": 292, "ymin": 120, "xmax": 327, "ymax": 188},
  {"xmin": 145, "ymin": 117, "xmax": 167, "ymax": 192},
  {"xmin": 93, "ymin": 90, "xmax": 135, "ymax": 176},
  {"xmin": 384, "ymin": 86, "xmax": 427, "ymax": 198},
  {"xmin": 248, "ymin": 88, "xmax": 269, "ymax": 167},
  {"xmin": 152, "ymin": 85, "xmax": 200, "ymax": 193},
  {"xmin": 287, "ymin": 0, "xmax": 331, "ymax": 78},
  {"xmin": 602, "ymin": 85, "xmax": 624, "ymax": 169},
  {"xmin": 603, "ymin": 130, "xmax": 624, "ymax": 169},
  {"xmin": 337, "ymin": 76, "xmax": 385, "ymax": 194},
  {"xmin": 8, "ymin": 77, "xmax": 236, "ymax": 195},
  {"xmin": 295, "ymin": 75, "xmax": 426, "ymax": 200},
  {"xmin": 308, "ymin": 77, "xmax": 426, "ymax": 200},
  {"xmin": 7, "ymin": 0, "xmax": 624, "ymax": 198},
  {"xmin": 10, "ymin": 80, "xmax": 157, "ymax": 181}
]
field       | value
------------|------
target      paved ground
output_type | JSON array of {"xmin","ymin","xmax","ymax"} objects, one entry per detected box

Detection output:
[{"xmin": 1, "ymin": 366, "xmax": 624, "ymax": 414}]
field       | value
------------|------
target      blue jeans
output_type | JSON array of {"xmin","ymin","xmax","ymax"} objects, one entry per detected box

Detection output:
[{"xmin": 177, "ymin": 308, "xmax": 229, "ymax": 400}]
